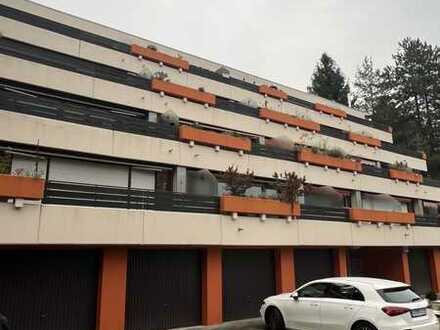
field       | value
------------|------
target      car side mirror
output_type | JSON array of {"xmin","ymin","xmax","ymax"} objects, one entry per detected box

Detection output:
[{"xmin": 290, "ymin": 292, "xmax": 299, "ymax": 301}]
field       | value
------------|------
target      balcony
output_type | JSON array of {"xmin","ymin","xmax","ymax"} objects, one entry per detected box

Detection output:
[
  {"xmin": 151, "ymin": 79, "xmax": 216, "ymax": 106},
  {"xmin": 349, "ymin": 208, "xmax": 415, "ymax": 225},
  {"xmin": 130, "ymin": 44, "xmax": 189, "ymax": 71},
  {"xmin": 41, "ymin": 181, "xmax": 439, "ymax": 228},
  {"xmin": 0, "ymin": 175, "xmax": 45, "ymax": 199},
  {"xmin": 297, "ymin": 149, "xmax": 362, "ymax": 173},
  {"xmin": 389, "ymin": 169, "xmax": 423, "ymax": 184},
  {"xmin": 259, "ymin": 107, "xmax": 320, "ymax": 132},
  {"xmin": 348, "ymin": 132, "xmax": 382, "ymax": 148},
  {"xmin": 179, "ymin": 125, "xmax": 251, "ymax": 152},
  {"xmin": 314, "ymin": 103, "xmax": 347, "ymax": 118},
  {"xmin": 258, "ymin": 85, "xmax": 288, "ymax": 100}
]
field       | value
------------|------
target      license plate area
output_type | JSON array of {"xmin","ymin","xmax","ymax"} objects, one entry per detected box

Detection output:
[{"xmin": 411, "ymin": 308, "xmax": 427, "ymax": 318}]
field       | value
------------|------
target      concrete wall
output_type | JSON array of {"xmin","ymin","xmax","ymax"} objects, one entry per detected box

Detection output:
[
  {"xmin": 0, "ymin": 203, "xmax": 439, "ymax": 246},
  {"xmin": 0, "ymin": 110, "xmax": 437, "ymax": 202},
  {"xmin": 0, "ymin": 0, "xmax": 371, "ymax": 121},
  {"xmin": 0, "ymin": 54, "xmax": 427, "ymax": 170}
]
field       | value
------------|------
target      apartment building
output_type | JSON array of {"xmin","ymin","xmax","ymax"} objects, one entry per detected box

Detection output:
[{"xmin": 0, "ymin": 1, "xmax": 439, "ymax": 330}]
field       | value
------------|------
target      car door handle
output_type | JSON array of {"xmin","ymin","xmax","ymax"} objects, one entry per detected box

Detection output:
[
  {"xmin": 310, "ymin": 303, "xmax": 319, "ymax": 307},
  {"xmin": 344, "ymin": 306, "xmax": 353, "ymax": 311}
]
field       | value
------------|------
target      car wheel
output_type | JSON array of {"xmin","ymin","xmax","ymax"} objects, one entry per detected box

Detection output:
[
  {"xmin": 266, "ymin": 308, "xmax": 285, "ymax": 330},
  {"xmin": 352, "ymin": 321, "xmax": 377, "ymax": 330}
]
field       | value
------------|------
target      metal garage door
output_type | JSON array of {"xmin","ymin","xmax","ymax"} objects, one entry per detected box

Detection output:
[
  {"xmin": 223, "ymin": 249, "xmax": 275, "ymax": 321},
  {"xmin": 0, "ymin": 249, "xmax": 99, "ymax": 330},
  {"xmin": 295, "ymin": 249, "xmax": 334, "ymax": 287},
  {"xmin": 125, "ymin": 249, "xmax": 202, "ymax": 330},
  {"xmin": 409, "ymin": 249, "xmax": 432, "ymax": 296}
]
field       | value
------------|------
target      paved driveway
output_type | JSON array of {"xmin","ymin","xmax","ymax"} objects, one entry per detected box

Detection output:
[{"xmin": 175, "ymin": 317, "xmax": 440, "ymax": 329}]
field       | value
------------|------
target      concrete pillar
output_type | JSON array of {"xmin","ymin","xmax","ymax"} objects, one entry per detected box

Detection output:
[
  {"xmin": 334, "ymin": 247, "xmax": 348, "ymax": 277},
  {"xmin": 275, "ymin": 248, "xmax": 295, "ymax": 294},
  {"xmin": 351, "ymin": 190, "xmax": 362, "ymax": 208},
  {"xmin": 202, "ymin": 247, "xmax": 223, "ymax": 325},
  {"xmin": 429, "ymin": 248, "xmax": 440, "ymax": 294},
  {"xmin": 173, "ymin": 166, "xmax": 187, "ymax": 193},
  {"xmin": 413, "ymin": 199, "xmax": 424, "ymax": 216},
  {"xmin": 97, "ymin": 248, "xmax": 128, "ymax": 330}
]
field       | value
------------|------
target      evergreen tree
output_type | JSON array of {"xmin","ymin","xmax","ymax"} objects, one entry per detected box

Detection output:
[
  {"xmin": 353, "ymin": 57, "xmax": 381, "ymax": 114},
  {"xmin": 308, "ymin": 53, "xmax": 350, "ymax": 106}
]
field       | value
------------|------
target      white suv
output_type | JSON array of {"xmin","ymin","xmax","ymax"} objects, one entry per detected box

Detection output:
[{"xmin": 260, "ymin": 277, "xmax": 439, "ymax": 330}]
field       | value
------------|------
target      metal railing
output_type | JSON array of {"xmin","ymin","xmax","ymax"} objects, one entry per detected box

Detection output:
[{"xmin": 44, "ymin": 181, "xmax": 219, "ymax": 214}]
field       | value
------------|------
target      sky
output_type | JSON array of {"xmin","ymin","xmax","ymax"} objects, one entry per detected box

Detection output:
[{"xmin": 33, "ymin": 0, "xmax": 440, "ymax": 92}]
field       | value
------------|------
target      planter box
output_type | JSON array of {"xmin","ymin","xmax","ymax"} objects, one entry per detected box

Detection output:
[
  {"xmin": 258, "ymin": 85, "xmax": 288, "ymax": 100},
  {"xmin": 179, "ymin": 126, "xmax": 251, "ymax": 151},
  {"xmin": 389, "ymin": 169, "xmax": 423, "ymax": 184},
  {"xmin": 151, "ymin": 79, "xmax": 216, "ymax": 106},
  {"xmin": 314, "ymin": 103, "xmax": 347, "ymax": 118},
  {"xmin": 0, "ymin": 175, "xmax": 45, "ymax": 199},
  {"xmin": 349, "ymin": 208, "xmax": 415, "ymax": 225},
  {"xmin": 130, "ymin": 44, "xmax": 189, "ymax": 71},
  {"xmin": 259, "ymin": 108, "xmax": 320, "ymax": 132},
  {"xmin": 220, "ymin": 195, "xmax": 300, "ymax": 217},
  {"xmin": 348, "ymin": 132, "xmax": 382, "ymax": 147},
  {"xmin": 297, "ymin": 149, "xmax": 362, "ymax": 172}
]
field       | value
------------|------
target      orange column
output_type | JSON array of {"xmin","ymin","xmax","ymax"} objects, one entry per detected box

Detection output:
[
  {"xmin": 401, "ymin": 250, "xmax": 411, "ymax": 284},
  {"xmin": 275, "ymin": 248, "xmax": 295, "ymax": 294},
  {"xmin": 202, "ymin": 247, "xmax": 223, "ymax": 325},
  {"xmin": 334, "ymin": 247, "xmax": 348, "ymax": 277},
  {"xmin": 429, "ymin": 248, "xmax": 440, "ymax": 293},
  {"xmin": 97, "ymin": 248, "xmax": 128, "ymax": 330}
]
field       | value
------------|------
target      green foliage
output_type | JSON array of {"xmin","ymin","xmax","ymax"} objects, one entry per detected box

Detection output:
[
  {"xmin": 353, "ymin": 37, "xmax": 440, "ymax": 179},
  {"xmin": 220, "ymin": 165, "xmax": 254, "ymax": 196},
  {"xmin": 308, "ymin": 53, "xmax": 350, "ymax": 106},
  {"xmin": 390, "ymin": 161, "xmax": 413, "ymax": 173},
  {"xmin": 0, "ymin": 152, "xmax": 11, "ymax": 174},
  {"xmin": 272, "ymin": 171, "xmax": 308, "ymax": 203}
]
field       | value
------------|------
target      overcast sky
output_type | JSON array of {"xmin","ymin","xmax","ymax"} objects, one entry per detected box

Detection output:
[{"xmin": 33, "ymin": 0, "xmax": 440, "ymax": 92}]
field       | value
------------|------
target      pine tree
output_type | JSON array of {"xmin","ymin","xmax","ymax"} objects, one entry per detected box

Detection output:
[
  {"xmin": 353, "ymin": 57, "xmax": 381, "ymax": 114},
  {"xmin": 308, "ymin": 53, "xmax": 350, "ymax": 106}
]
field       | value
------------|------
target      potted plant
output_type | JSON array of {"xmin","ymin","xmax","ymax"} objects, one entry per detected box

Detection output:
[
  {"xmin": 298, "ymin": 146, "xmax": 362, "ymax": 172},
  {"xmin": 219, "ymin": 166, "xmax": 304, "ymax": 219}
]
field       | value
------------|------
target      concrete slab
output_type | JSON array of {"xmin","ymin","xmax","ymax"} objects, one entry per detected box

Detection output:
[{"xmin": 171, "ymin": 318, "xmax": 265, "ymax": 330}]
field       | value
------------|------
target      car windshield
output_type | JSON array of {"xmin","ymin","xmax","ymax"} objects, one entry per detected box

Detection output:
[{"xmin": 377, "ymin": 286, "xmax": 421, "ymax": 303}]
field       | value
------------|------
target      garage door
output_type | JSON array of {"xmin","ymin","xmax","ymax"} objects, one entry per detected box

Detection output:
[
  {"xmin": 125, "ymin": 249, "xmax": 201, "ymax": 330},
  {"xmin": 409, "ymin": 249, "xmax": 432, "ymax": 296},
  {"xmin": 0, "ymin": 249, "xmax": 99, "ymax": 330},
  {"xmin": 295, "ymin": 249, "xmax": 334, "ymax": 287},
  {"xmin": 223, "ymin": 249, "xmax": 275, "ymax": 321}
]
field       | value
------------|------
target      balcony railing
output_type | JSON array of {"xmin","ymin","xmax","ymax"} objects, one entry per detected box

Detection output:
[
  {"xmin": 44, "ymin": 181, "xmax": 219, "ymax": 213},
  {"xmin": 42, "ymin": 181, "xmax": 440, "ymax": 227}
]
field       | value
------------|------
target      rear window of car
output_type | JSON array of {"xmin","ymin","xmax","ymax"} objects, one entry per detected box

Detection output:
[{"xmin": 377, "ymin": 286, "xmax": 421, "ymax": 303}]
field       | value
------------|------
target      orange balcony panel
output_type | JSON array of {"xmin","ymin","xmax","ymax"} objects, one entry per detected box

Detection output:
[
  {"xmin": 151, "ymin": 79, "xmax": 216, "ymax": 106},
  {"xmin": 314, "ymin": 103, "xmax": 347, "ymax": 118},
  {"xmin": 389, "ymin": 169, "xmax": 423, "ymax": 184},
  {"xmin": 0, "ymin": 175, "xmax": 45, "ymax": 199},
  {"xmin": 220, "ymin": 195, "xmax": 300, "ymax": 217},
  {"xmin": 348, "ymin": 132, "xmax": 382, "ymax": 148},
  {"xmin": 259, "ymin": 108, "xmax": 320, "ymax": 132},
  {"xmin": 349, "ymin": 208, "xmax": 415, "ymax": 225},
  {"xmin": 179, "ymin": 126, "xmax": 251, "ymax": 151},
  {"xmin": 297, "ymin": 149, "xmax": 362, "ymax": 172},
  {"xmin": 130, "ymin": 44, "xmax": 189, "ymax": 71},
  {"xmin": 258, "ymin": 85, "xmax": 288, "ymax": 100}
]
